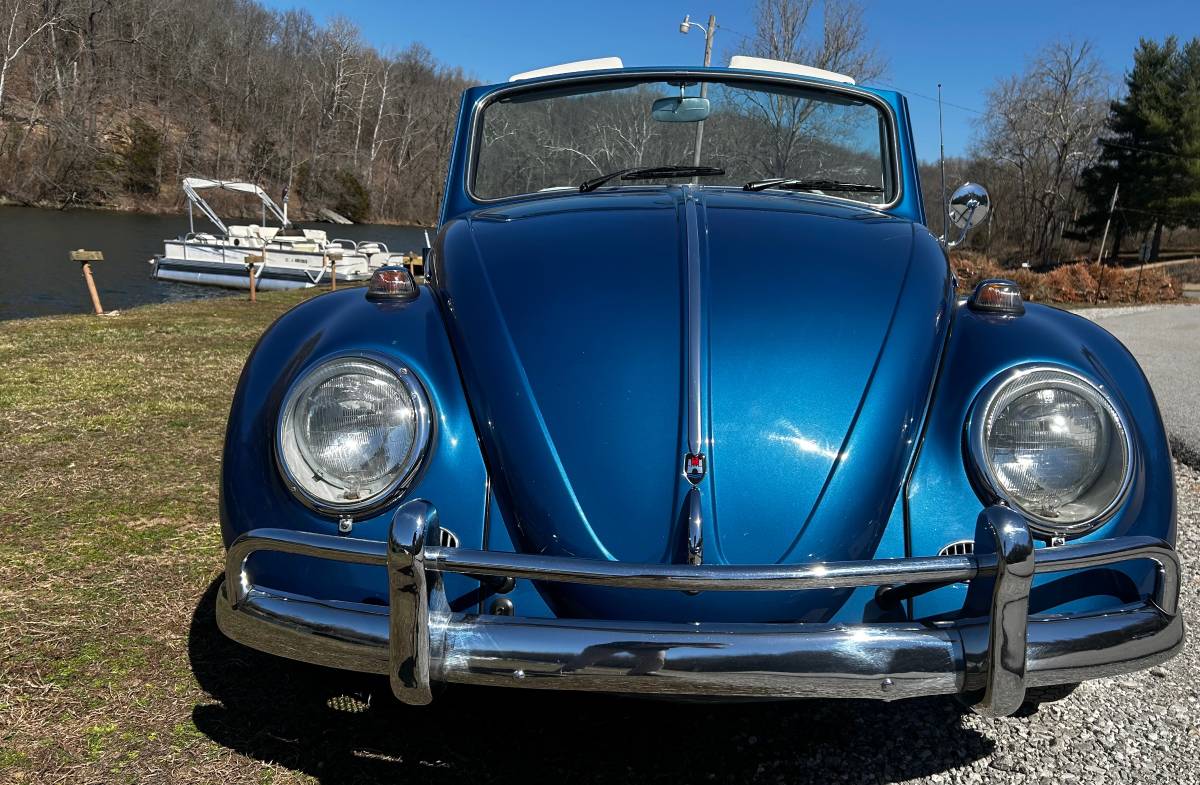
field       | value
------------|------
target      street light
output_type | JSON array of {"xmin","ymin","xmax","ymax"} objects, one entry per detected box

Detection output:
[
  {"xmin": 678, "ymin": 13, "xmax": 716, "ymax": 171},
  {"xmin": 678, "ymin": 14, "xmax": 714, "ymax": 65}
]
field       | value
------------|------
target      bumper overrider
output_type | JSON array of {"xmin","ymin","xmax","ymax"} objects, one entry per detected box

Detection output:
[{"xmin": 216, "ymin": 502, "xmax": 1183, "ymax": 716}]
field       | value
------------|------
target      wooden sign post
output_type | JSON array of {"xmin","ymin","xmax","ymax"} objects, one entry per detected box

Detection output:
[
  {"xmin": 70, "ymin": 249, "xmax": 105, "ymax": 315},
  {"xmin": 328, "ymin": 251, "xmax": 342, "ymax": 291},
  {"xmin": 245, "ymin": 253, "xmax": 263, "ymax": 302}
]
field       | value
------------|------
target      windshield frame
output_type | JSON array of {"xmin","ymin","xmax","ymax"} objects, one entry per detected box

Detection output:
[{"xmin": 464, "ymin": 69, "xmax": 903, "ymax": 211}]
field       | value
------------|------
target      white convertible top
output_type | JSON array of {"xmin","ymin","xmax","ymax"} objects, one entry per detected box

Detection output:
[
  {"xmin": 728, "ymin": 55, "xmax": 855, "ymax": 85},
  {"xmin": 509, "ymin": 57, "xmax": 624, "ymax": 82}
]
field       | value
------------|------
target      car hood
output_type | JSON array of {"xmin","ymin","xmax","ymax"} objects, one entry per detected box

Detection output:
[{"xmin": 436, "ymin": 188, "xmax": 953, "ymax": 620}]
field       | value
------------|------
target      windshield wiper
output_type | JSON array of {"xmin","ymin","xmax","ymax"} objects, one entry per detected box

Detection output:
[
  {"xmin": 580, "ymin": 166, "xmax": 725, "ymax": 193},
  {"xmin": 742, "ymin": 178, "xmax": 885, "ymax": 193}
]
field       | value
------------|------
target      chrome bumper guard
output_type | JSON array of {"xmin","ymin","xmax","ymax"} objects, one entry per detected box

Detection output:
[{"xmin": 217, "ymin": 502, "xmax": 1183, "ymax": 716}]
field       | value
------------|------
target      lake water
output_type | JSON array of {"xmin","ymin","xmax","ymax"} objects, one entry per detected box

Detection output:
[{"xmin": 0, "ymin": 206, "xmax": 430, "ymax": 321}]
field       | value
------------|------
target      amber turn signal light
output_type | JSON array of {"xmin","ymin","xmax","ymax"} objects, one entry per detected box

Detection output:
[
  {"xmin": 968, "ymin": 279, "xmax": 1024, "ymax": 315},
  {"xmin": 366, "ymin": 266, "xmax": 418, "ymax": 302}
]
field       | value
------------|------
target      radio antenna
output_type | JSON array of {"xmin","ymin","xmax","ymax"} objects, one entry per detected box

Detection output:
[{"xmin": 938, "ymin": 82, "xmax": 948, "ymax": 245}]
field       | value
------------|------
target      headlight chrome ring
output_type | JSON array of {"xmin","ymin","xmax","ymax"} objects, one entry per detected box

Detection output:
[
  {"xmin": 276, "ymin": 352, "xmax": 432, "ymax": 516},
  {"xmin": 966, "ymin": 364, "xmax": 1134, "ymax": 539}
]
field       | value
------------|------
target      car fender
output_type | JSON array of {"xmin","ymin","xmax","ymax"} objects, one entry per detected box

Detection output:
[
  {"xmin": 219, "ymin": 287, "xmax": 488, "ymax": 606},
  {"xmin": 908, "ymin": 301, "xmax": 1175, "ymax": 617}
]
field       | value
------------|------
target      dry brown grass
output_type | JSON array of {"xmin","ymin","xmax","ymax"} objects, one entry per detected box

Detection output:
[{"xmin": 951, "ymin": 251, "xmax": 1183, "ymax": 305}]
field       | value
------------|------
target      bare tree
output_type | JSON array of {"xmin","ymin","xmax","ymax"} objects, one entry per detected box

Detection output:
[
  {"xmin": 976, "ymin": 40, "xmax": 1108, "ymax": 263},
  {"xmin": 749, "ymin": 0, "xmax": 885, "ymax": 82},
  {"xmin": 722, "ymin": 0, "xmax": 886, "ymax": 176},
  {"xmin": 0, "ymin": 0, "xmax": 471, "ymax": 223},
  {"xmin": 0, "ymin": 0, "xmax": 59, "ymax": 116}
]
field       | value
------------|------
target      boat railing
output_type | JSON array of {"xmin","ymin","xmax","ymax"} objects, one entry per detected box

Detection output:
[
  {"xmin": 178, "ymin": 232, "xmax": 222, "ymax": 261},
  {"xmin": 333, "ymin": 239, "xmax": 390, "ymax": 255}
]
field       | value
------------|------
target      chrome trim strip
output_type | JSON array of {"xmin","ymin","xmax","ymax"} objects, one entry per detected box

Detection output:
[
  {"xmin": 686, "ymin": 486, "xmax": 704, "ymax": 566},
  {"xmin": 683, "ymin": 188, "xmax": 703, "ymax": 461},
  {"xmin": 425, "ymin": 545, "xmax": 981, "ymax": 591},
  {"xmin": 218, "ymin": 504, "xmax": 1183, "ymax": 712},
  {"xmin": 975, "ymin": 506, "xmax": 1035, "ymax": 717}
]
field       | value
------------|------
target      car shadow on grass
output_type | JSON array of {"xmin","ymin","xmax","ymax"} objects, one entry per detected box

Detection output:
[{"xmin": 189, "ymin": 577, "xmax": 995, "ymax": 784}]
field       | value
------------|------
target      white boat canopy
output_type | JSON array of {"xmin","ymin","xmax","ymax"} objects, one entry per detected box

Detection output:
[{"xmin": 182, "ymin": 177, "xmax": 288, "ymax": 235}]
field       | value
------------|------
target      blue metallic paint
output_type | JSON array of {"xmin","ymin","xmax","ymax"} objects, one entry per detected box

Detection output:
[
  {"xmin": 219, "ymin": 65, "xmax": 1175, "ymax": 630},
  {"xmin": 432, "ymin": 187, "xmax": 953, "ymax": 622},
  {"xmin": 907, "ymin": 302, "xmax": 1174, "ymax": 619},
  {"xmin": 219, "ymin": 288, "xmax": 488, "ymax": 608}
]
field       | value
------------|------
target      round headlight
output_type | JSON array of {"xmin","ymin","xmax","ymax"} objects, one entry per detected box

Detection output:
[
  {"xmin": 277, "ymin": 355, "xmax": 431, "ymax": 513},
  {"xmin": 968, "ymin": 366, "xmax": 1132, "ymax": 536}
]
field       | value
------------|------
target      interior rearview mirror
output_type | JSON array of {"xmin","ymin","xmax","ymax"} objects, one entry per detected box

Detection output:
[{"xmin": 651, "ymin": 96, "xmax": 711, "ymax": 123}]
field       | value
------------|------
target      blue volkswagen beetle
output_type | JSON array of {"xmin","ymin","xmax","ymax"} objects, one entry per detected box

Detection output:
[{"xmin": 216, "ymin": 57, "xmax": 1182, "ymax": 717}]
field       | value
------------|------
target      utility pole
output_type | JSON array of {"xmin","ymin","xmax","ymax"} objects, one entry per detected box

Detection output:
[
  {"xmin": 680, "ymin": 14, "xmax": 716, "ymax": 172},
  {"xmin": 938, "ymin": 84, "xmax": 947, "ymax": 245},
  {"xmin": 1095, "ymin": 182, "xmax": 1120, "ymax": 265},
  {"xmin": 1092, "ymin": 183, "xmax": 1120, "ymax": 304}
]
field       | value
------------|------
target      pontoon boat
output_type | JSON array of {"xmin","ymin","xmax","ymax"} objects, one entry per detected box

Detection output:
[{"xmin": 151, "ymin": 178, "xmax": 401, "ymax": 290}]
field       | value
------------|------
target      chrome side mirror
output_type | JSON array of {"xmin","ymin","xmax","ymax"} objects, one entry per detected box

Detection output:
[{"xmin": 946, "ymin": 182, "xmax": 990, "ymax": 248}]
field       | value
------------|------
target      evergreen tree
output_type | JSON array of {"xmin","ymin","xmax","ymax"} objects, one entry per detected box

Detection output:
[
  {"xmin": 1168, "ymin": 39, "xmax": 1200, "ymax": 226},
  {"xmin": 1081, "ymin": 37, "xmax": 1200, "ymax": 260}
]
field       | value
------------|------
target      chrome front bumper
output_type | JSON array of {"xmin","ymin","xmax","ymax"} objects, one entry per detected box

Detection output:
[{"xmin": 216, "ymin": 502, "xmax": 1183, "ymax": 716}]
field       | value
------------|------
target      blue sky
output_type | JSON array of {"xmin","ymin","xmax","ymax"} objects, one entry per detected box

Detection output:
[{"xmin": 260, "ymin": 0, "xmax": 1200, "ymax": 162}]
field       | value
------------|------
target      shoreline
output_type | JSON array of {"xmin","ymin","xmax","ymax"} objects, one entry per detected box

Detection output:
[{"xmin": 0, "ymin": 195, "xmax": 433, "ymax": 229}]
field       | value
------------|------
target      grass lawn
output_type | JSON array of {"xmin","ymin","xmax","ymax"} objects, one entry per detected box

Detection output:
[{"xmin": 0, "ymin": 291, "xmax": 325, "ymax": 783}]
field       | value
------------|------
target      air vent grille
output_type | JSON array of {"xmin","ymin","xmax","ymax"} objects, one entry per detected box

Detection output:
[
  {"xmin": 938, "ymin": 540, "xmax": 974, "ymax": 557},
  {"xmin": 438, "ymin": 528, "xmax": 459, "ymax": 549}
]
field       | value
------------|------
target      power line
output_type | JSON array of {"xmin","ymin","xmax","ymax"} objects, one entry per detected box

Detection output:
[
  {"xmin": 714, "ymin": 23, "xmax": 752, "ymax": 40},
  {"xmin": 869, "ymin": 81, "xmax": 986, "ymax": 116},
  {"xmin": 1099, "ymin": 139, "xmax": 1200, "ymax": 161},
  {"xmin": 1117, "ymin": 204, "xmax": 1199, "ymax": 224}
]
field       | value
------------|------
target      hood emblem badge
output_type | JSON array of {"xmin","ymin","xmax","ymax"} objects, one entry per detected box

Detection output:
[{"xmin": 684, "ymin": 453, "xmax": 706, "ymax": 484}]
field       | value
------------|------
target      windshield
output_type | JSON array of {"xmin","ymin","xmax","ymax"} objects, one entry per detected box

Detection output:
[{"xmin": 472, "ymin": 76, "xmax": 895, "ymax": 204}]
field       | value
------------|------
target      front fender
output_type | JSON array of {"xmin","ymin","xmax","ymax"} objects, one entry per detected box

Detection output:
[
  {"xmin": 908, "ymin": 301, "xmax": 1175, "ymax": 618},
  {"xmin": 219, "ymin": 287, "xmax": 488, "ymax": 606}
]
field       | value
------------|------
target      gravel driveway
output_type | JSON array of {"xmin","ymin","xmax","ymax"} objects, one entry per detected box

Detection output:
[
  {"xmin": 900, "ymin": 460, "xmax": 1199, "ymax": 785},
  {"xmin": 1074, "ymin": 304, "xmax": 1200, "ymax": 463}
]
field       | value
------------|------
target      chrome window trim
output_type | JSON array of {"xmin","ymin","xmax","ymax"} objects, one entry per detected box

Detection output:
[
  {"xmin": 463, "ymin": 69, "xmax": 903, "ymax": 211},
  {"xmin": 965, "ymin": 364, "xmax": 1135, "ymax": 538},
  {"xmin": 274, "ymin": 351, "xmax": 434, "ymax": 517}
]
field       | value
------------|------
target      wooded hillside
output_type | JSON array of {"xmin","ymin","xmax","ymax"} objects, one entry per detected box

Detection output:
[{"xmin": 0, "ymin": 0, "xmax": 471, "ymax": 225}]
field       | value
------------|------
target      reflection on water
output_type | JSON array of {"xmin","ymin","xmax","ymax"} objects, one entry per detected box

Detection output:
[{"xmin": 0, "ymin": 205, "xmax": 429, "ymax": 321}]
